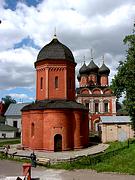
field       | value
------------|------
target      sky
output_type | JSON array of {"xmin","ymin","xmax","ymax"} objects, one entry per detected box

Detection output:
[{"xmin": 0, "ymin": 0, "xmax": 135, "ymax": 103}]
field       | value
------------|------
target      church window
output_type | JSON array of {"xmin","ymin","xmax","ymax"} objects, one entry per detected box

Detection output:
[
  {"xmin": 95, "ymin": 103, "xmax": 99, "ymax": 113},
  {"xmin": 55, "ymin": 76, "xmax": 58, "ymax": 88},
  {"xmin": 104, "ymin": 102, "xmax": 109, "ymax": 112},
  {"xmin": 85, "ymin": 103, "xmax": 89, "ymax": 109},
  {"xmin": 40, "ymin": 77, "xmax": 43, "ymax": 89},
  {"xmin": 31, "ymin": 123, "xmax": 35, "ymax": 137}
]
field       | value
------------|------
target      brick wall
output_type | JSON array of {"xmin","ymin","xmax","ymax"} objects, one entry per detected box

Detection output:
[
  {"xmin": 22, "ymin": 108, "xmax": 89, "ymax": 151},
  {"xmin": 36, "ymin": 60, "xmax": 75, "ymax": 101}
]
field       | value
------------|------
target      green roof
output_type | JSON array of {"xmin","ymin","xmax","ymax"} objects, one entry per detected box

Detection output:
[{"xmin": 0, "ymin": 125, "xmax": 17, "ymax": 131}]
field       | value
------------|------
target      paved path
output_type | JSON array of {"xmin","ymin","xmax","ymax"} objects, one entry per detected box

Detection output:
[
  {"xmin": 0, "ymin": 160, "xmax": 135, "ymax": 180},
  {"xmin": 8, "ymin": 143, "xmax": 109, "ymax": 163}
]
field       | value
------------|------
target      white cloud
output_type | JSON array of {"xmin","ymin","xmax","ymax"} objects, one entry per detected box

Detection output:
[
  {"xmin": 0, "ymin": 0, "xmax": 135, "ymax": 100},
  {"xmin": 9, "ymin": 93, "xmax": 34, "ymax": 101},
  {"xmin": 0, "ymin": 46, "xmax": 37, "ymax": 90},
  {"xmin": 0, "ymin": 47, "xmax": 38, "ymax": 65},
  {"xmin": 9, "ymin": 93, "xmax": 28, "ymax": 99}
]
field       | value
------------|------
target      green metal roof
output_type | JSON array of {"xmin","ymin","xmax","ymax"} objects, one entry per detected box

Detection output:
[{"xmin": 0, "ymin": 124, "xmax": 17, "ymax": 131}]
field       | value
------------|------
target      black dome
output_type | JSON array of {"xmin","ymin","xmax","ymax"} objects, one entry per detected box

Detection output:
[
  {"xmin": 77, "ymin": 73, "xmax": 81, "ymax": 81},
  {"xmin": 79, "ymin": 62, "xmax": 88, "ymax": 74},
  {"xmin": 36, "ymin": 37, "xmax": 75, "ymax": 63},
  {"xmin": 87, "ymin": 60, "xmax": 99, "ymax": 73},
  {"xmin": 99, "ymin": 62, "xmax": 110, "ymax": 75}
]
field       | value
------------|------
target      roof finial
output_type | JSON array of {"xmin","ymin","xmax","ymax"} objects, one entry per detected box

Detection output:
[
  {"xmin": 53, "ymin": 27, "xmax": 57, "ymax": 39},
  {"xmin": 90, "ymin": 48, "xmax": 93, "ymax": 60},
  {"xmin": 83, "ymin": 56, "xmax": 85, "ymax": 63},
  {"xmin": 102, "ymin": 55, "xmax": 104, "ymax": 64}
]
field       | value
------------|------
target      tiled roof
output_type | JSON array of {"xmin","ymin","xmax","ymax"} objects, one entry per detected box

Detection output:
[
  {"xmin": 22, "ymin": 100, "xmax": 88, "ymax": 111},
  {"xmin": 36, "ymin": 38, "xmax": 75, "ymax": 63},
  {"xmin": 100, "ymin": 116, "xmax": 131, "ymax": 123},
  {"xmin": 0, "ymin": 124, "xmax": 17, "ymax": 131},
  {"xmin": 5, "ymin": 103, "xmax": 29, "ymax": 116}
]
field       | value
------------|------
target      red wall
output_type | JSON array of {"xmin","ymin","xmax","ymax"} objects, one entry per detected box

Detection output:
[
  {"xmin": 100, "ymin": 75, "xmax": 108, "ymax": 86},
  {"xmin": 0, "ymin": 102, "xmax": 6, "ymax": 116},
  {"xmin": 80, "ymin": 76, "xmax": 88, "ymax": 87},
  {"xmin": 36, "ymin": 60, "xmax": 75, "ymax": 101},
  {"xmin": 22, "ymin": 108, "xmax": 89, "ymax": 151}
]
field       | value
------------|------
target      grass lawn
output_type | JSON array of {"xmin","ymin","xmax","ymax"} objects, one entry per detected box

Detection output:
[
  {"xmin": 0, "ymin": 138, "xmax": 30, "ymax": 163},
  {"xmin": 0, "ymin": 138, "xmax": 20, "ymax": 147},
  {"xmin": 93, "ymin": 142, "xmax": 135, "ymax": 174},
  {"xmin": 50, "ymin": 140, "xmax": 135, "ymax": 174}
]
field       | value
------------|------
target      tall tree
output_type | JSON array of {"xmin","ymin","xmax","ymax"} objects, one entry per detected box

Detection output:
[
  {"xmin": 2, "ymin": 95, "xmax": 16, "ymax": 111},
  {"xmin": 111, "ymin": 24, "xmax": 135, "ymax": 130}
]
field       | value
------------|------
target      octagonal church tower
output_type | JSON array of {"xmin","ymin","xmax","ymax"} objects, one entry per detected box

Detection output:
[{"xmin": 21, "ymin": 35, "xmax": 89, "ymax": 151}]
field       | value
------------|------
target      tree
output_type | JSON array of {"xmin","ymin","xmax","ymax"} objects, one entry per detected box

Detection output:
[
  {"xmin": 2, "ymin": 95, "xmax": 16, "ymax": 111},
  {"xmin": 111, "ymin": 24, "xmax": 135, "ymax": 130}
]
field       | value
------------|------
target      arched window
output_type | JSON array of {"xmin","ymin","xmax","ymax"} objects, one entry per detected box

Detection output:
[
  {"xmin": 31, "ymin": 123, "xmax": 35, "ymax": 137},
  {"xmin": 40, "ymin": 77, "xmax": 43, "ymax": 89},
  {"xmin": 55, "ymin": 76, "xmax": 58, "ymax": 88}
]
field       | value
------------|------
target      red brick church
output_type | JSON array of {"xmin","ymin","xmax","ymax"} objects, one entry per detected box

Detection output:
[
  {"xmin": 76, "ymin": 55, "xmax": 116, "ymax": 131},
  {"xmin": 21, "ymin": 35, "xmax": 89, "ymax": 151}
]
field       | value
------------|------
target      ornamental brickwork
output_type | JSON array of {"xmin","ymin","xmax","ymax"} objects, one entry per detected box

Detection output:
[{"xmin": 76, "ymin": 59, "xmax": 116, "ymax": 132}]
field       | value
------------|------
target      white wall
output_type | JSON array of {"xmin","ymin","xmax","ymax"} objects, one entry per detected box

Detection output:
[
  {"xmin": 0, "ymin": 131, "xmax": 15, "ymax": 138},
  {"xmin": 6, "ymin": 116, "xmax": 21, "ymax": 132},
  {"xmin": 101, "ymin": 123, "xmax": 134, "ymax": 143}
]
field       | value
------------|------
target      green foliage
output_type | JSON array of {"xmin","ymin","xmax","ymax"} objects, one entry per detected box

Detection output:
[
  {"xmin": 0, "ymin": 138, "xmax": 20, "ymax": 147},
  {"xmin": 111, "ymin": 24, "xmax": 135, "ymax": 129},
  {"xmin": 0, "ymin": 153, "xmax": 30, "ymax": 163},
  {"xmin": 2, "ymin": 95, "xmax": 16, "ymax": 111}
]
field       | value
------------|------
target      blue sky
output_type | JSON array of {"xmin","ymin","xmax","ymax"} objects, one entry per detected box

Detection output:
[
  {"xmin": 14, "ymin": 36, "xmax": 40, "ymax": 49},
  {"xmin": 0, "ymin": 0, "xmax": 135, "ymax": 103},
  {"xmin": 4, "ymin": 0, "xmax": 43, "ymax": 10}
]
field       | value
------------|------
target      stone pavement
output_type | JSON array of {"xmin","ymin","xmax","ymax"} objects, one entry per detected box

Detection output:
[{"xmin": 8, "ymin": 143, "xmax": 109, "ymax": 163}]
